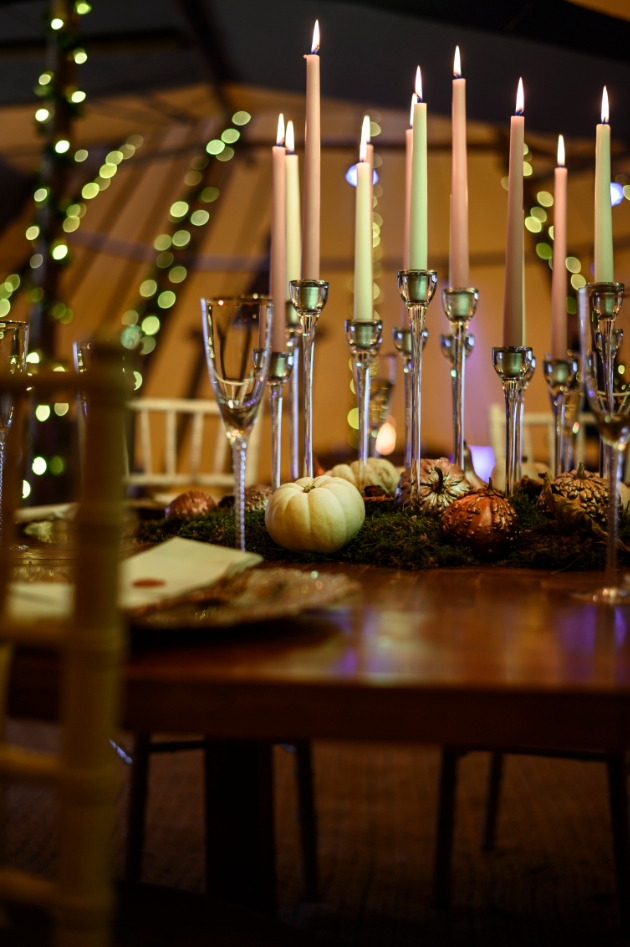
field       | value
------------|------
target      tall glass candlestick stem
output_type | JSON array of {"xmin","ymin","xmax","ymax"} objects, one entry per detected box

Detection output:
[
  {"xmin": 393, "ymin": 326, "xmax": 427, "ymax": 470},
  {"xmin": 440, "ymin": 287, "xmax": 478, "ymax": 467},
  {"xmin": 516, "ymin": 356, "xmax": 536, "ymax": 482},
  {"xmin": 542, "ymin": 356, "xmax": 579, "ymax": 477},
  {"xmin": 289, "ymin": 279, "xmax": 329, "ymax": 477},
  {"xmin": 492, "ymin": 346, "xmax": 534, "ymax": 497},
  {"xmin": 267, "ymin": 351, "xmax": 294, "ymax": 491},
  {"xmin": 397, "ymin": 269, "xmax": 438, "ymax": 504},
  {"xmin": 345, "ymin": 320, "xmax": 383, "ymax": 490},
  {"xmin": 286, "ymin": 301, "xmax": 301, "ymax": 481}
]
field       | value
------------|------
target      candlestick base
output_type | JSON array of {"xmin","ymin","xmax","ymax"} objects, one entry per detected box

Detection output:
[
  {"xmin": 393, "ymin": 326, "xmax": 427, "ymax": 471},
  {"xmin": 440, "ymin": 287, "xmax": 478, "ymax": 468},
  {"xmin": 492, "ymin": 346, "xmax": 534, "ymax": 497},
  {"xmin": 397, "ymin": 269, "xmax": 438, "ymax": 505},
  {"xmin": 267, "ymin": 351, "xmax": 294, "ymax": 492},
  {"xmin": 543, "ymin": 355, "xmax": 579, "ymax": 478},
  {"xmin": 345, "ymin": 319, "xmax": 383, "ymax": 492},
  {"xmin": 289, "ymin": 279, "xmax": 329, "ymax": 478}
]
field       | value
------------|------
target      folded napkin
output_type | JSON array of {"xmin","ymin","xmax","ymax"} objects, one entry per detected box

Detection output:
[{"xmin": 7, "ymin": 538, "xmax": 262, "ymax": 621}]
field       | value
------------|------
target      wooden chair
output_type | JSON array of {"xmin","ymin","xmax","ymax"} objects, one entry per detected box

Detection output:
[
  {"xmin": 1, "ymin": 348, "xmax": 315, "ymax": 946},
  {"xmin": 488, "ymin": 403, "xmax": 594, "ymax": 469},
  {"xmin": 125, "ymin": 396, "xmax": 264, "ymax": 491}
]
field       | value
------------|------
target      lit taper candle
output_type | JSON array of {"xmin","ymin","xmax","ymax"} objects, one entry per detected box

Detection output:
[
  {"xmin": 551, "ymin": 135, "xmax": 568, "ymax": 358},
  {"xmin": 285, "ymin": 120, "xmax": 301, "ymax": 291},
  {"xmin": 450, "ymin": 46, "xmax": 469, "ymax": 289},
  {"xmin": 354, "ymin": 116, "xmax": 373, "ymax": 322},
  {"xmin": 270, "ymin": 113, "xmax": 287, "ymax": 351},
  {"xmin": 502, "ymin": 78, "xmax": 525, "ymax": 346},
  {"xmin": 409, "ymin": 67, "xmax": 428, "ymax": 270},
  {"xmin": 595, "ymin": 87, "xmax": 614, "ymax": 283},
  {"xmin": 302, "ymin": 20, "xmax": 320, "ymax": 280}
]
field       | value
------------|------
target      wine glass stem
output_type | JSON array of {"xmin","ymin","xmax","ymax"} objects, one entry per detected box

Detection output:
[
  {"xmin": 607, "ymin": 446, "xmax": 621, "ymax": 590},
  {"xmin": 302, "ymin": 314, "xmax": 316, "ymax": 478},
  {"xmin": 231, "ymin": 437, "xmax": 248, "ymax": 552}
]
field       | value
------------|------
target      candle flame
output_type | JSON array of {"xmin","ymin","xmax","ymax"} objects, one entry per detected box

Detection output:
[
  {"xmin": 285, "ymin": 120, "xmax": 295, "ymax": 154},
  {"xmin": 515, "ymin": 77, "xmax": 524, "ymax": 115},
  {"xmin": 453, "ymin": 46, "xmax": 461, "ymax": 78},
  {"xmin": 409, "ymin": 92, "xmax": 418, "ymax": 128},
  {"xmin": 311, "ymin": 19, "xmax": 320, "ymax": 53},
  {"xmin": 415, "ymin": 66, "xmax": 423, "ymax": 102},
  {"xmin": 360, "ymin": 115, "xmax": 370, "ymax": 162},
  {"xmin": 276, "ymin": 113, "xmax": 285, "ymax": 146},
  {"xmin": 557, "ymin": 134, "xmax": 565, "ymax": 168},
  {"xmin": 601, "ymin": 86, "xmax": 609, "ymax": 124}
]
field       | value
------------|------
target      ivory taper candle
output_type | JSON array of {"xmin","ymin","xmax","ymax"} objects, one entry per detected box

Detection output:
[
  {"xmin": 450, "ymin": 46, "xmax": 469, "ymax": 289},
  {"xmin": 551, "ymin": 135, "xmax": 568, "ymax": 358},
  {"xmin": 502, "ymin": 78, "xmax": 525, "ymax": 347},
  {"xmin": 354, "ymin": 116, "xmax": 373, "ymax": 322},
  {"xmin": 409, "ymin": 67, "xmax": 428, "ymax": 270},
  {"xmin": 404, "ymin": 93, "xmax": 416, "ymax": 270},
  {"xmin": 285, "ymin": 120, "xmax": 301, "ymax": 291},
  {"xmin": 270, "ymin": 113, "xmax": 287, "ymax": 351},
  {"xmin": 595, "ymin": 87, "xmax": 614, "ymax": 283},
  {"xmin": 302, "ymin": 20, "xmax": 320, "ymax": 280}
]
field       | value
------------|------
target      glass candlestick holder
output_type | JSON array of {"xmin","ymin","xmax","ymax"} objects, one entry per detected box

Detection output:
[
  {"xmin": 515, "ymin": 355, "xmax": 536, "ymax": 482},
  {"xmin": 584, "ymin": 282, "xmax": 625, "ymax": 479},
  {"xmin": 440, "ymin": 288, "xmax": 478, "ymax": 468},
  {"xmin": 393, "ymin": 326, "xmax": 427, "ymax": 470},
  {"xmin": 289, "ymin": 279, "xmax": 329, "ymax": 478},
  {"xmin": 397, "ymin": 269, "xmax": 438, "ymax": 505},
  {"xmin": 542, "ymin": 355, "xmax": 579, "ymax": 478},
  {"xmin": 492, "ymin": 346, "xmax": 534, "ymax": 497},
  {"xmin": 345, "ymin": 319, "xmax": 383, "ymax": 491},
  {"xmin": 286, "ymin": 301, "xmax": 301, "ymax": 481},
  {"xmin": 267, "ymin": 350, "xmax": 294, "ymax": 492}
]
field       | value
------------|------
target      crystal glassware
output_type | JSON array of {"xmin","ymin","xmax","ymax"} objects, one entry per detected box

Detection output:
[
  {"xmin": 397, "ymin": 269, "xmax": 438, "ymax": 504},
  {"xmin": 393, "ymin": 326, "xmax": 427, "ymax": 470},
  {"xmin": 577, "ymin": 281, "xmax": 630, "ymax": 603},
  {"xmin": 289, "ymin": 279, "xmax": 329, "ymax": 478},
  {"xmin": 367, "ymin": 353, "xmax": 396, "ymax": 457},
  {"xmin": 492, "ymin": 346, "xmax": 534, "ymax": 497},
  {"xmin": 286, "ymin": 301, "xmax": 301, "ymax": 481},
  {"xmin": 344, "ymin": 320, "xmax": 383, "ymax": 490},
  {"xmin": 0, "ymin": 320, "xmax": 29, "ymax": 546},
  {"xmin": 202, "ymin": 296, "xmax": 273, "ymax": 551},
  {"xmin": 267, "ymin": 351, "xmax": 294, "ymax": 491},
  {"xmin": 516, "ymin": 355, "xmax": 536, "ymax": 482},
  {"xmin": 440, "ymin": 288, "xmax": 478, "ymax": 468},
  {"xmin": 543, "ymin": 355, "xmax": 579, "ymax": 478}
]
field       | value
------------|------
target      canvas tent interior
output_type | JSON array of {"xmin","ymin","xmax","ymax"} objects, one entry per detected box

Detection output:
[{"xmin": 1, "ymin": 0, "xmax": 630, "ymax": 491}]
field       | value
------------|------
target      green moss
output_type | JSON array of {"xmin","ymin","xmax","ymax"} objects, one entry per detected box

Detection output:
[{"xmin": 135, "ymin": 487, "xmax": 630, "ymax": 572}]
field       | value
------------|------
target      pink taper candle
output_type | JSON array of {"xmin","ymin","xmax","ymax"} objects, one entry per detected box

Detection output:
[
  {"xmin": 502, "ymin": 78, "xmax": 525, "ymax": 347},
  {"xmin": 302, "ymin": 20, "xmax": 320, "ymax": 280},
  {"xmin": 551, "ymin": 135, "xmax": 568, "ymax": 358},
  {"xmin": 450, "ymin": 46, "xmax": 469, "ymax": 289},
  {"xmin": 270, "ymin": 113, "xmax": 287, "ymax": 351}
]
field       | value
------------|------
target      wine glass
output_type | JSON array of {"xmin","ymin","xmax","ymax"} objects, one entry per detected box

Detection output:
[
  {"xmin": 368, "ymin": 353, "xmax": 396, "ymax": 457},
  {"xmin": 577, "ymin": 282, "xmax": 630, "ymax": 603},
  {"xmin": 0, "ymin": 320, "xmax": 29, "ymax": 545},
  {"xmin": 201, "ymin": 296, "xmax": 273, "ymax": 551}
]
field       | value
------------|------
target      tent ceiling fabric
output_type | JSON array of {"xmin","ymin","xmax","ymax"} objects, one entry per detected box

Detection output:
[{"xmin": 0, "ymin": 1, "xmax": 628, "ymax": 136}]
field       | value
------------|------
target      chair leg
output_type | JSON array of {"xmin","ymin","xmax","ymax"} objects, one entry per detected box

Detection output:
[
  {"xmin": 606, "ymin": 752, "xmax": 630, "ymax": 934},
  {"xmin": 204, "ymin": 740, "xmax": 276, "ymax": 915},
  {"xmin": 125, "ymin": 732, "xmax": 151, "ymax": 884},
  {"xmin": 433, "ymin": 748, "xmax": 461, "ymax": 909},
  {"xmin": 294, "ymin": 741, "xmax": 319, "ymax": 901},
  {"xmin": 482, "ymin": 752, "xmax": 504, "ymax": 852}
]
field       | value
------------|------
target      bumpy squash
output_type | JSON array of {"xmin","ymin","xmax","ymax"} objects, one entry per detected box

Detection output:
[
  {"xmin": 326, "ymin": 458, "xmax": 399, "ymax": 495},
  {"xmin": 265, "ymin": 476, "xmax": 365, "ymax": 553}
]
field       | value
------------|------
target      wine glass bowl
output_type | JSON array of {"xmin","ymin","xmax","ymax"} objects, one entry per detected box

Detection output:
[
  {"xmin": 202, "ymin": 296, "xmax": 273, "ymax": 551},
  {"xmin": 577, "ymin": 281, "xmax": 630, "ymax": 603}
]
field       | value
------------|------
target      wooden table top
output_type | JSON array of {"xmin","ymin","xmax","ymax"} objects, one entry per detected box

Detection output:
[{"xmin": 9, "ymin": 562, "xmax": 630, "ymax": 751}]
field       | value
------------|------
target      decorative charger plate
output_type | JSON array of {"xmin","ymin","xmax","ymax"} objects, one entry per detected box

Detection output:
[{"xmin": 130, "ymin": 566, "xmax": 360, "ymax": 630}]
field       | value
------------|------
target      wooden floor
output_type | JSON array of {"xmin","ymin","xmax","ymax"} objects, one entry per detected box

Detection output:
[{"xmin": 5, "ymin": 721, "xmax": 629, "ymax": 945}]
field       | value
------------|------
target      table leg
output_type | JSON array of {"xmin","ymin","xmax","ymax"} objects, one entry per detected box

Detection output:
[
  {"xmin": 482, "ymin": 751, "xmax": 504, "ymax": 852},
  {"xmin": 433, "ymin": 748, "xmax": 463, "ymax": 908},
  {"xmin": 294, "ymin": 741, "xmax": 319, "ymax": 901},
  {"xmin": 606, "ymin": 752, "xmax": 630, "ymax": 934},
  {"xmin": 203, "ymin": 740, "xmax": 276, "ymax": 915}
]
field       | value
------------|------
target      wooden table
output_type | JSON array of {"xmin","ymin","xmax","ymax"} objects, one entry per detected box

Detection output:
[{"xmin": 9, "ymin": 562, "xmax": 630, "ymax": 913}]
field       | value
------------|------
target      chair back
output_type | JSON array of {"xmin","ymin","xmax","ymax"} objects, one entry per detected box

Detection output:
[
  {"xmin": 125, "ymin": 396, "xmax": 263, "ymax": 491},
  {"xmin": 488, "ymin": 403, "xmax": 593, "ymax": 468},
  {"xmin": 0, "ymin": 341, "xmax": 127, "ymax": 947}
]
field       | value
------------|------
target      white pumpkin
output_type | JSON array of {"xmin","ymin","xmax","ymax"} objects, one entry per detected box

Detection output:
[
  {"xmin": 325, "ymin": 458, "xmax": 399, "ymax": 495},
  {"xmin": 265, "ymin": 476, "xmax": 365, "ymax": 553}
]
